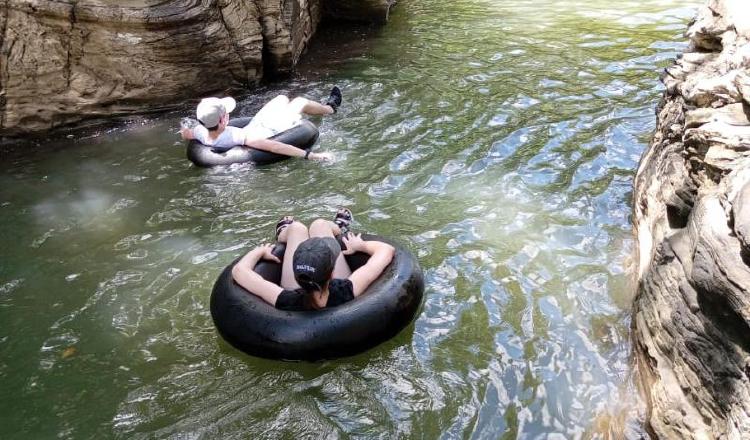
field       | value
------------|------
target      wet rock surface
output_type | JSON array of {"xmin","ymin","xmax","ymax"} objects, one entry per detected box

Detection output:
[
  {"xmin": 0, "ymin": 0, "xmax": 393, "ymax": 136},
  {"xmin": 632, "ymin": 0, "xmax": 750, "ymax": 438}
]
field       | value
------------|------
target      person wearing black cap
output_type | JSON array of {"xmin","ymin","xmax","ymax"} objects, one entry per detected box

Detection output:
[
  {"xmin": 232, "ymin": 209, "xmax": 395, "ymax": 311},
  {"xmin": 179, "ymin": 87, "xmax": 343, "ymax": 161}
]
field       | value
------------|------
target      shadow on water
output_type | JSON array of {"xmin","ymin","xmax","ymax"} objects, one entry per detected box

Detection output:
[{"xmin": 296, "ymin": 21, "xmax": 384, "ymax": 79}]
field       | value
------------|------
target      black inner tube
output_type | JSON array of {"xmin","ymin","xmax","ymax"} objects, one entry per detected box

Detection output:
[
  {"xmin": 210, "ymin": 235, "xmax": 425, "ymax": 361},
  {"xmin": 186, "ymin": 117, "xmax": 320, "ymax": 167}
]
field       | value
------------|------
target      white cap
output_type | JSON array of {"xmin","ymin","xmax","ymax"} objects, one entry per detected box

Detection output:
[{"xmin": 196, "ymin": 97, "xmax": 236, "ymax": 128}]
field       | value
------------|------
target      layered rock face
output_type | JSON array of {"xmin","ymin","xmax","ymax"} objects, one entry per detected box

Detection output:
[
  {"xmin": 632, "ymin": 0, "xmax": 750, "ymax": 438},
  {"xmin": 0, "ymin": 0, "xmax": 393, "ymax": 136}
]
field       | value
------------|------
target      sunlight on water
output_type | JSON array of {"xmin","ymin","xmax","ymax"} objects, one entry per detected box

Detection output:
[{"xmin": 0, "ymin": 0, "xmax": 700, "ymax": 438}]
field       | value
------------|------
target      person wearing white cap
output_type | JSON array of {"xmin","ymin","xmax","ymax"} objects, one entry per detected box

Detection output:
[{"xmin": 180, "ymin": 87, "xmax": 343, "ymax": 161}]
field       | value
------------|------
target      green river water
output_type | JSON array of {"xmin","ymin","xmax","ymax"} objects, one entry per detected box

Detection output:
[{"xmin": 1, "ymin": 0, "xmax": 700, "ymax": 438}]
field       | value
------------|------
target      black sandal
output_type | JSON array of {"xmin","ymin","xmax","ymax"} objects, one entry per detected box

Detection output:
[
  {"xmin": 325, "ymin": 86, "xmax": 342, "ymax": 113},
  {"xmin": 333, "ymin": 207, "xmax": 353, "ymax": 234},
  {"xmin": 275, "ymin": 216, "xmax": 294, "ymax": 241}
]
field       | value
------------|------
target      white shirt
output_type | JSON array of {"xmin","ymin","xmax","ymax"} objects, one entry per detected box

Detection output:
[{"xmin": 192, "ymin": 125, "xmax": 247, "ymax": 151}]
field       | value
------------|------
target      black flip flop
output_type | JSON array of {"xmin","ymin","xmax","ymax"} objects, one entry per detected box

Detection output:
[
  {"xmin": 333, "ymin": 207, "xmax": 353, "ymax": 234},
  {"xmin": 275, "ymin": 216, "xmax": 294, "ymax": 241}
]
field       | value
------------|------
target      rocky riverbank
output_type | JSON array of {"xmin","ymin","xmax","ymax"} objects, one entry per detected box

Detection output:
[
  {"xmin": 632, "ymin": 0, "xmax": 750, "ymax": 437},
  {"xmin": 0, "ymin": 0, "xmax": 394, "ymax": 136}
]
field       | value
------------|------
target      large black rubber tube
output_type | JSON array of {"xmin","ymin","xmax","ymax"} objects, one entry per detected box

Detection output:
[
  {"xmin": 209, "ymin": 235, "xmax": 425, "ymax": 361},
  {"xmin": 186, "ymin": 117, "xmax": 320, "ymax": 167}
]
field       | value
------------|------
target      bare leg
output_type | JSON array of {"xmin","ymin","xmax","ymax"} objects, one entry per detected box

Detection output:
[
  {"xmin": 309, "ymin": 219, "xmax": 352, "ymax": 278},
  {"xmin": 288, "ymin": 97, "xmax": 334, "ymax": 116},
  {"xmin": 277, "ymin": 221, "xmax": 309, "ymax": 289}
]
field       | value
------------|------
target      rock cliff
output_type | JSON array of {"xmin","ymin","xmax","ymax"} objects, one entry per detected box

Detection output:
[
  {"xmin": 632, "ymin": 0, "xmax": 750, "ymax": 437},
  {"xmin": 0, "ymin": 0, "xmax": 393, "ymax": 136}
]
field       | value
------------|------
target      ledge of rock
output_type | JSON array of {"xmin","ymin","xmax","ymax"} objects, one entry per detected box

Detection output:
[
  {"xmin": 0, "ymin": 0, "xmax": 394, "ymax": 136},
  {"xmin": 632, "ymin": 0, "xmax": 750, "ymax": 437}
]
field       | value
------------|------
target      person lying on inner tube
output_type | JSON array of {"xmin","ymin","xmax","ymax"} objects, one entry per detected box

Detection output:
[
  {"xmin": 180, "ymin": 87, "xmax": 343, "ymax": 162},
  {"xmin": 232, "ymin": 208, "xmax": 395, "ymax": 311}
]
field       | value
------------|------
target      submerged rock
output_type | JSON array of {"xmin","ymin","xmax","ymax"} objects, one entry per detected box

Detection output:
[
  {"xmin": 632, "ymin": 0, "xmax": 750, "ymax": 438},
  {"xmin": 0, "ymin": 0, "xmax": 394, "ymax": 136}
]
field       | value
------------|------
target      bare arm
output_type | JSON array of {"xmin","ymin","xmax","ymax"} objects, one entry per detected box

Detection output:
[
  {"xmin": 245, "ymin": 137, "xmax": 332, "ymax": 161},
  {"xmin": 231, "ymin": 244, "xmax": 284, "ymax": 306},
  {"xmin": 342, "ymin": 234, "xmax": 396, "ymax": 297},
  {"xmin": 245, "ymin": 137, "xmax": 305, "ymax": 157}
]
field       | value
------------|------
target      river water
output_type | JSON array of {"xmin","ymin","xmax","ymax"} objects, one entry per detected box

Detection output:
[{"xmin": 0, "ymin": 0, "xmax": 699, "ymax": 438}]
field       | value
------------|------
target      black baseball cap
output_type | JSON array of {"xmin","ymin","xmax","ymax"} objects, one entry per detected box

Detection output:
[{"xmin": 292, "ymin": 237, "xmax": 341, "ymax": 291}]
